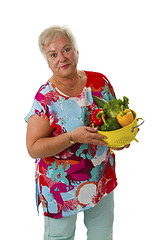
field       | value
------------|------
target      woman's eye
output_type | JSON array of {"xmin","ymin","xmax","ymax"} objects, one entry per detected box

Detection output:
[
  {"xmin": 51, "ymin": 53, "xmax": 57, "ymax": 58},
  {"xmin": 64, "ymin": 48, "xmax": 70, "ymax": 53}
]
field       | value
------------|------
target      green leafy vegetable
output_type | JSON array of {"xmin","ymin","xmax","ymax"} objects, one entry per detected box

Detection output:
[
  {"xmin": 101, "ymin": 116, "xmax": 122, "ymax": 131},
  {"xmin": 103, "ymin": 96, "xmax": 129, "ymax": 118}
]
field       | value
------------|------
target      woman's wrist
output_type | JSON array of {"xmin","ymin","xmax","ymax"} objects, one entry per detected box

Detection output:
[{"xmin": 69, "ymin": 131, "xmax": 76, "ymax": 145}]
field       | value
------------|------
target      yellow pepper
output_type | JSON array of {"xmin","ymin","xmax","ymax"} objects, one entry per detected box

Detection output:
[{"xmin": 117, "ymin": 106, "xmax": 134, "ymax": 127}]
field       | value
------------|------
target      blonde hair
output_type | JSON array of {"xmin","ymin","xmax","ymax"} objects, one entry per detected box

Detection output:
[{"xmin": 38, "ymin": 25, "xmax": 78, "ymax": 58}]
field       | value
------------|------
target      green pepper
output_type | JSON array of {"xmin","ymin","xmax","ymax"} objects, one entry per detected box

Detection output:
[{"xmin": 101, "ymin": 115, "xmax": 122, "ymax": 131}]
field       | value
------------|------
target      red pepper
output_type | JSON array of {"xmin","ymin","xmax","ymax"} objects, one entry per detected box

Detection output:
[{"xmin": 90, "ymin": 109, "xmax": 107, "ymax": 126}]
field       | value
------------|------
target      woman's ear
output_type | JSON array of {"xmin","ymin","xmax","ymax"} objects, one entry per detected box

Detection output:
[
  {"xmin": 47, "ymin": 59, "xmax": 51, "ymax": 70},
  {"xmin": 77, "ymin": 50, "xmax": 79, "ymax": 58}
]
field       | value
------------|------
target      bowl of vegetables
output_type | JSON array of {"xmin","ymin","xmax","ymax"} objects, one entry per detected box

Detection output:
[{"xmin": 91, "ymin": 96, "xmax": 144, "ymax": 150}]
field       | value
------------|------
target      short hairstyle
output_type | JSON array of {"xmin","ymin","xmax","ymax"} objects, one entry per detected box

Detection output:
[{"xmin": 38, "ymin": 25, "xmax": 78, "ymax": 58}]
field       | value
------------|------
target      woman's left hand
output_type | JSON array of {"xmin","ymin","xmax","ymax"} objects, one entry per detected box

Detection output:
[{"xmin": 114, "ymin": 144, "xmax": 130, "ymax": 151}]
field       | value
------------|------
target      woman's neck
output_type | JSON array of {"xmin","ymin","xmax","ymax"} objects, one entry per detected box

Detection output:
[{"xmin": 50, "ymin": 70, "xmax": 87, "ymax": 97}]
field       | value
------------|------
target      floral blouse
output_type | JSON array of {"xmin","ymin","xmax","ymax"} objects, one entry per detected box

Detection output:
[{"xmin": 25, "ymin": 71, "xmax": 118, "ymax": 219}]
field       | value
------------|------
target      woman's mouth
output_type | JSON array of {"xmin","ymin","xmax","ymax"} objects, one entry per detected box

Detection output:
[{"xmin": 61, "ymin": 64, "xmax": 70, "ymax": 69}]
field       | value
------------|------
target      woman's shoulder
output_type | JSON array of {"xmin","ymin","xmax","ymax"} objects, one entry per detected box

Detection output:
[
  {"xmin": 84, "ymin": 70, "xmax": 111, "ymax": 87},
  {"xmin": 84, "ymin": 70, "xmax": 116, "ymax": 99},
  {"xmin": 84, "ymin": 70, "xmax": 107, "ymax": 78},
  {"xmin": 36, "ymin": 80, "xmax": 52, "ymax": 94},
  {"xmin": 35, "ymin": 80, "xmax": 55, "ymax": 96},
  {"xmin": 33, "ymin": 80, "xmax": 56, "ymax": 103}
]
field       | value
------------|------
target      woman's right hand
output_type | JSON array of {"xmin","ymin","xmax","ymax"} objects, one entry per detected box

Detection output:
[
  {"xmin": 26, "ymin": 115, "xmax": 108, "ymax": 159},
  {"xmin": 71, "ymin": 126, "xmax": 108, "ymax": 146}
]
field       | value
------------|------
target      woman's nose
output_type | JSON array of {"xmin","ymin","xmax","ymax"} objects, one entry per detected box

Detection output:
[{"xmin": 58, "ymin": 52, "xmax": 66, "ymax": 62}]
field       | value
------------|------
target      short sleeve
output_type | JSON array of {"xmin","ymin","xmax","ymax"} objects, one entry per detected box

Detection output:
[
  {"xmin": 102, "ymin": 75, "xmax": 116, "ymax": 101},
  {"xmin": 24, "ymin": 92, "xmax": 49, "ymax": 123}
]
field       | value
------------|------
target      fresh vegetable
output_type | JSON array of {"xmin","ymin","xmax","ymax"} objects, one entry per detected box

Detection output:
[
  {"xmin": 90, "ymin": 109, "xmax": 106, "ymax": 126},
  {"xmin": 103, "ymin": 96, "xmax": 129, "ymax": 118},
  {"xmin": 101, "ymin": 114, "xmax": 122, "ymax": 131},
  {"xmin": 92, "ymin": 96, "xmax": 106, "ymax": 108},
  {"xmin": 92, "ymin": 95, "xmax": 133, "ymax": 131},
  {"xmin": 117, "ymin": 106, "xmax": 134, "ymax": 127}
]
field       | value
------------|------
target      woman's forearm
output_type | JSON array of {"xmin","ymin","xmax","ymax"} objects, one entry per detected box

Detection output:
[
  {"xmin": 27, "ymin": 132, "xmax": 72, "ymax": 159},
  {"xmin": 26, "ymin": 115, "xmax": 108, "ymax": 160}
]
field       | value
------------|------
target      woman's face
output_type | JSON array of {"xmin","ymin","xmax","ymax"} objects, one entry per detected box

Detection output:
[{"xmin": 44, "ymin": 35, "xmax": 78, "ymax": 78}]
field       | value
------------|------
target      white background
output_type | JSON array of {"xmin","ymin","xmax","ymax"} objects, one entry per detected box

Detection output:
[{"xmin": 0, "ymin": 0, "xmax": 160, "ymax": 239}]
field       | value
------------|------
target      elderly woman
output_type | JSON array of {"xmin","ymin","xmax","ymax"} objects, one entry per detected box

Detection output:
[{"xmin": 25, "ymin": 25, "xmax": 127, "ymax": 240}]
